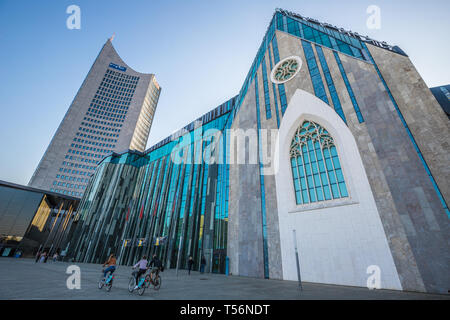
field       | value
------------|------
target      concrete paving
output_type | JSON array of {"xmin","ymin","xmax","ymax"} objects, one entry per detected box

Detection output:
[{"xmin": 0, "ymin": 258, "xmax": 448, "ymax": 300}]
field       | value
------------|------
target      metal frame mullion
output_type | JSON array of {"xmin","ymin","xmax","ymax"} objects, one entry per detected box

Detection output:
[{"xmin": 327, "ymin": 146, "xmax": 342, "ymax": 199}]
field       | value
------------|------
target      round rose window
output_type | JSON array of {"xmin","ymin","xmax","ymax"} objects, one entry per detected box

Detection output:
[{"xmin": 270, "ymin": 56, "xmax": 302, "ymax": 84}]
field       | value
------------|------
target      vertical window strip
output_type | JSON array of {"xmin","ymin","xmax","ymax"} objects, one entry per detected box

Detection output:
[
  {"xmin": 178, "ymin": 161, "xmax": 192, "ymax": 265},
  {"xmin": 333, "ymin": 51, "xmax": 365, "ymax": 123},
  {"xmin": 219, "ymin": 134, "xmax": 227, "ymax": 250},
  {"xmin": 149, "ymin": 159, "xmax": 163, "ymax": 215},
  {"xmin": 225, "ymin": 163, "xmax": 229, "ymax": 221},
  {"xmin": 272, "ymin": 35, "xmax": 280, "ymax": 63},
  {"xmin": 213, "ymin": 163, "xmax": 221, "ymax": 251},
  {"xmin": 180, "ymin": 161, "xmax": 192, "ymax": 219},
  {"xmin": 254, "ymin": 76, "xmax": 270, "ymax": 279},
  {"xmin": 143, "ymin": 159, "xmax": 160, "ymax": 220},
  {"xmin": 276, "ymin": 12, "xmax": 284, "ymax": 31},
  {"xmin": 271, "ymin": 36, "xmax": 288, "ymax": 115},
  {"xmin": 223, "ymin": 132, "xmax": 229, "ymax": 228},
  {"xmin": 304, "ymin": 143, "xmax": 317, "ymax": 202},
  {"xmin": 198, "ymin": 155, "xmax": 209, "ymax": 249},
  {"xmin": 163, "ymin": 163, "xmax": 180, "ymax": 237},
  {"xmin": 268, "ymin": 45, "xmax": 281, "ymax": 128},
  {"xmin": 200, "ymin": 144, "xmax": 209, "ymax": 217},
  {"xmin": 315, "ymin": 45, "xmax": 347, "ymax": 124},
  {"xmin": 188, "ymin": 142, "xmax": 201, "ymax": 216},
  {"xmin": 309, "ymin": 140, "xmax": 323, "ymax": 201},
  {"xmin": 149, "ymin": 158, "xmax": 171, "ymax": 242},
  {"xmin": 301, "ymin": 40, "xmax": 329, "ymax": 104},
  {"xmin": 361, "ymin": 43, "xmax": 449, "ymax": 218},
  {"xmin": 314, "ymin": 141, "xmax": 332, "ymax": 200},
  {"xmin": 261, "ymin": 56, "xmax": 272, "ymax": 119},
  {"xmin": 324, "ymin": 147, "xmax": 340, "ymax": 198},
  {"xmin": 291, "ymin": 157, "xmax": 304, "ymax": 204}
]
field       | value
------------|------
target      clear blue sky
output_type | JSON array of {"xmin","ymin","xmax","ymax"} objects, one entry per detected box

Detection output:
[{"xmin": 0, "ymin": 0, "xmax": 449, "ymax": 185}]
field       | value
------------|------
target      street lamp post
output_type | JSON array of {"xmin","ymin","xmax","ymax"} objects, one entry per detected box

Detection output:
[
  {"xmin": 175, "ymin": 234, "xmax": 183, "ymax": 277},
  {"xmin": 292, "ymin": 229, "xmax": 303, "ymax": 291}
]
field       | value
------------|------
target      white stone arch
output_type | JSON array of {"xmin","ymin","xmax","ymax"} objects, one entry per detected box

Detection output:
[{"xmin": 274, "ymin": 89, "xmax": 402, "ymax": 290}]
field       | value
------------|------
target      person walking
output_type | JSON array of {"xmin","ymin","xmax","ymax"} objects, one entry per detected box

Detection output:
[
  {"xmin": 39, "ymin": 252, "xmax": 47, "ymax": 263},
  {"xmin": 200, "ymin": 255, "xmax": 206, "ymax": 274},
  {"xmin": 53, "ymin": 253, "xmax": 59, "ymax": 262},
  {"xmin": 60, "ymin": 250, "xmax": 66, "ymax": 262},
  {"xmin": 187, "ymin": 256, "xmax": 194, "ymax": 275}
]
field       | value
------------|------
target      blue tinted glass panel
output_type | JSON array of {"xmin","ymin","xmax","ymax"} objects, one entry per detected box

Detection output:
[{"xmin": 290, "ymin": 121, "xmax": 348, "ymax": 205}]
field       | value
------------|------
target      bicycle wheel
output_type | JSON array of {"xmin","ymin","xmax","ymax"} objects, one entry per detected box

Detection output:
[
  {"xmin": 128, "ymin": 277, "xmax": 136, "ymax": 293},
  {"xmin": 144, "ymin": 274, "xmax": 151, "ymax": 289},
  {"xmin": 153, "ymin": 275, "xmax": 161, "ymax": 290},
  {"xmin": 98, "ymin": 277, "xmax": 104, "ymax": 289},
  {"xmin": 137, "ymin": 283, "xmax": 146, "ymax": 296},
  {"xmin": 106, "ymin": 279, "xmax": 113, "ymax": 292}
]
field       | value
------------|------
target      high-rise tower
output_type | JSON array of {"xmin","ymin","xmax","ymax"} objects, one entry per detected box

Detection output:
[{"xmin": 29, "ymin": 38, "xmax": 161, "ymax": 198}]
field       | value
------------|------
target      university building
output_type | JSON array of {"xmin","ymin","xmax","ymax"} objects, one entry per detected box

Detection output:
[
  {"xmin": 66, "ymin": 9, "xmax": 449, "ymax": 294},
  {"xmin": 28, "ymin": 38, "xmax": 161, "ymax": 198}
]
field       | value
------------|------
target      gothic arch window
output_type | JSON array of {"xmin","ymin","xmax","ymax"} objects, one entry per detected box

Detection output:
[{"xmin": 290, "ymin": 120, "xmax": 348, "ymax": 205}]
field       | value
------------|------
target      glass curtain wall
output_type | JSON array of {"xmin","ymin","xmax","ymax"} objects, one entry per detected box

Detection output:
[{"xmin": 67, "ymin": 101, "xmax": 232, "ymax": 273}]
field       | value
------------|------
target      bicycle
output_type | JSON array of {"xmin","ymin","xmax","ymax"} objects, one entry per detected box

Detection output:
[
  {"xmin": 98, "ymin": 269, "xmax": 115, "ymax": 292},
  {"xmin": 146, "ymin": 268, "xmax": 162, "ymax": 291},
  {"xmin": 128, "ymin": 268, "xmax": 147, "ymax": 296}
]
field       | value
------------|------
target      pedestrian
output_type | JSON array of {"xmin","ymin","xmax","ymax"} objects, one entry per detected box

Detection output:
[
  {"xmin": 39, "ymin": 252, "xmax": 47, "ymax": 263},
  {"xmin": 44, "ymin": 252, "xmax": 49, "ymax": 263},
  {"xmin": 60, "ymin": 250, "xmax": 66, "ymax": 262},
  {"xmin": 53, "ymin": 253, "xmax": 59, "ymax": 262},
  {"xmin": 35, "ymin": 251, "xmax": 41, "ymax": 263},
  {"xmin": 200, "ymin": 255, "xmax": 206, "ymax": 274},
  {"xmin": 188, "ymin": 256, "xmax": 194, "ymax": 275}
]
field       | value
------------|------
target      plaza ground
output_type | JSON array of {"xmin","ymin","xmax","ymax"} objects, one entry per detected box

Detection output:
[{"xmin": 0, "ymin": 257, "xmax": 448, "ymax": 300}]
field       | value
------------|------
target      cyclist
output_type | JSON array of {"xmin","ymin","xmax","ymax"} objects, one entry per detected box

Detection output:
[
  {"xmin": 102, "ymin": 253, "xmax": 117, "ymax": 279},
  {"xmin": 133, "ymin": 255, "xmax": 148, "ymax": 289},
  {"xmin": 148, "ymin": 254, "xmax": 162, "ymax": 283}
]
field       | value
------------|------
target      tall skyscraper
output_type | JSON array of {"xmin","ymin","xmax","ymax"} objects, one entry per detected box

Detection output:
[{"xmin": 29, "ymin": 38, "xmax": 161, "ymax": 198}]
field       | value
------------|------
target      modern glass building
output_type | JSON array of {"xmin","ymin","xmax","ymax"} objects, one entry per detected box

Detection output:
[
  {"xmin": 0, "ymin": 180, "xmax": 80, "ymax": 258},
  {"xmin": 28, "ymin": 38, "xmax": 161, "ymax": 198},
  {"xmin": 66, "ymin": 9, "xmax": 449, "ymax": 294},
  {"xmin": 67, "ymin": 98, "xmax": 235, "ymax": 273}
]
